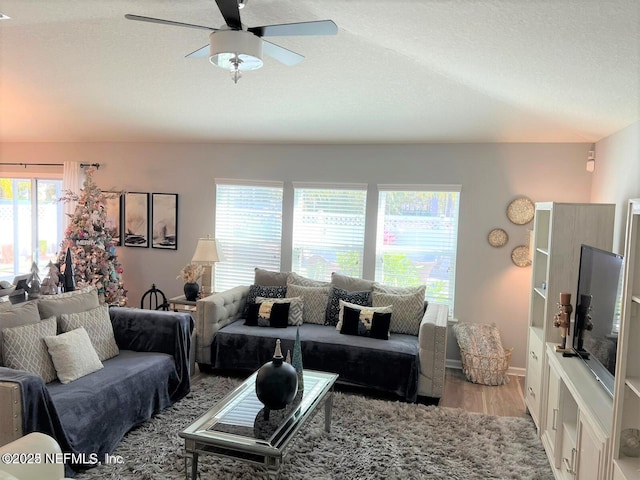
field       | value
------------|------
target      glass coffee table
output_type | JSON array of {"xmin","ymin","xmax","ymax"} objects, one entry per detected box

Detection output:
[{"xmin": 180, "ymin": 369, "xmax": 338, "ymax": 480}]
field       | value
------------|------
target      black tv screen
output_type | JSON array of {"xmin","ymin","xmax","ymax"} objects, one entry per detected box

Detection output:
[{"xmin": 572, "ymin": 245, "xmax": 624, "ymax": 397}]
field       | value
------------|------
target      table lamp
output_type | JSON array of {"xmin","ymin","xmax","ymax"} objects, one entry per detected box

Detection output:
[{"xmin": 191, "ymin": 235, "xmax": 223, "ymax": 297}]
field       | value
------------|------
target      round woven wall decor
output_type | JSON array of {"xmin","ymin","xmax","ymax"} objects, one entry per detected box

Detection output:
[
  {"xmin": 507, "ymin": 197, "xmax": 535, "ymax": 225},
  {"xmin": 511, "ymin": 245, "xmax": 531, "ymax": 267},
  {"xmin": 488, "ymin": 228, "xmax": 508, "ymax": 247}
]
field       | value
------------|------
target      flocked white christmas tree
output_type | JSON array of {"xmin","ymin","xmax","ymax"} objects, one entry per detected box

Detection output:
[{"xmin": 59, "ymin": 167, "xmax": 127, "ymax": 305}]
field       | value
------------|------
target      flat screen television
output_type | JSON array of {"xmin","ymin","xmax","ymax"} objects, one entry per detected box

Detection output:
[{"xmin": 572, "ymin": 244, "xmax": 624, "ymax": 397}]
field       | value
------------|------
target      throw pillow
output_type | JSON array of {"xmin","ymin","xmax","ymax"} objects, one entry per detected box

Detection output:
[
  {"xmin": 254, "ymin": 268, "xmax": 290, "ymax": 287},
  {"xmin": 44, "ymin": 327, "xmax": 104, "ymax": 384},
  {"xmin": 59, "ymin": 305, "xmax": 119, "ymax": 361},
  {"xmin": 372, "ymin": 283, "xmax": 426, "ymax": 296},
  {"xmin": 331, "ymin": 272, "xmax": 374, "ymax": 292},
  {"xmin": 336, "ymin": 300, "xmax": 393, "ymax": 331},
  {"xmin": 244, "ymin": 303, "xmax": 261, "ymax": 326},
  {"xmin": 37, "ymin": 287, "xmax": 101, "ymax": 320},
  {"xmin": 286, "ymin": 283, "xmax": 330, "ymax": 325},
  {"xmin": 0, "ymin": 301, "xmax": 41, "ymax": 367},
  {"xmin": 371, "ymin": 286, "xmax": 426, "ymax": 336},
  {"xmin": 340, "ymin": 305, "xmax": 391, "ymax": 340},
  {"xmin": 245, "ymin": 301, "xmax": 290, "ymax": 328},
  {"xmin": 244, "ymin": 285, "xmax": 287, "ymax": 317},
  {"xmin": 287, "ymin": 272, "xmax": 330, "ymax": 288},
  {"xmin": 256, "ymin": 296, "xmax": 303, "ymax": 326},
  {"xmin": 2, "ymin": 316, "xmax": 57, "ymax": 383},
  {"xmin": 325, "ymin": 287, "xmax": 371, "ymax": 326}
]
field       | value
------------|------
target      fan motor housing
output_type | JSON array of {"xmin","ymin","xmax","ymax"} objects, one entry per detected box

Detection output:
[{"xmin": 209, "ymin": 30, "xmax": 263, "ymax": 70}]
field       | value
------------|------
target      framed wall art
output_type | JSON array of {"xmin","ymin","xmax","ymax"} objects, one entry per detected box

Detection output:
[
  {"xmin": 151, "ymin": 193, "xmax": 178, "ymax": 250},
  {"xmin": 124, "ymin": 192, "xmax": 149, "ymax": 248},
  {"xmin": 103, "ymin": 192, "xmax": 123, "ymax": 246}
]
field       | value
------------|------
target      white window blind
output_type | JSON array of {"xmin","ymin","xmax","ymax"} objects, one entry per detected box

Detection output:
[
  {"xmin": 375, "ymin": 185, "xmax": 460, "ymax": 314},
  {"xmin": 214, "ymin": 180, "xmax": 283, "ymax": 291},
  {"xmin": 292, "ymin": 184, "xmax": 367, "ymax": 281}
]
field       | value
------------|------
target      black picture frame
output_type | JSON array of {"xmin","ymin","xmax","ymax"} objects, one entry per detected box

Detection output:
[
  {"xmin": 103, "ymin": 192, "xmax": 123, "ymax": 246},
  {"xmin": 124, "ymin": 192, "xmax": 149, "ymax": 248},
  {"xmin": 151, "ymin": 193, "xmax": 178, "ymax": 250}
]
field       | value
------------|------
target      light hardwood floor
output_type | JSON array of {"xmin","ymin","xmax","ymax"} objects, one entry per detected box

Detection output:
[{"xmin": 439, "ymin": 368, "xmax": 527, "ymax": 418}]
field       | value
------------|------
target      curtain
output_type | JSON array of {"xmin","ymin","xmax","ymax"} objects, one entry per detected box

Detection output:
[{"xmin": 62, "ymin": 161, "xmax": 83, "ymax": 230}]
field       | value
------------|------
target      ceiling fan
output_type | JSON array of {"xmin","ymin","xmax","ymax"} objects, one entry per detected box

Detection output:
[{"xmin": 125, "ymin": 0, "xmax": 337, "ymax": 83}]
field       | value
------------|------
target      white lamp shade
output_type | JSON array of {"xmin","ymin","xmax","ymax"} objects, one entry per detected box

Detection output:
[
  {"xmin": 209, "ymin": 30, "xmax": 263, "ymax": 71},
  {"xmin": 191, "ymin": 237, "xmax": 223, "ymax": 264}
]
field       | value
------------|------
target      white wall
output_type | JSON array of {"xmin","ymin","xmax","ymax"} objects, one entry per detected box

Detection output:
[
  {"xmin": 591, "ymin": 121, "xmax": 640, "ymax": 252},
  {"xmin": 0, "ymin": 142, "xmax": 596, "ymax": 369}
]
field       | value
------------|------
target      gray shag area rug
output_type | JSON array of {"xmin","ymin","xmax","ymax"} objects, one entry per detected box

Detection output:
[{"xmin": 76, "ymin": 375, "xmax": 553, "ymax": 480}]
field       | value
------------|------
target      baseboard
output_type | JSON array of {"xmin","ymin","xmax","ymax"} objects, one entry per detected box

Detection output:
[{"xmin": 446, "ymin": 359, "xmax": 525, "ymax": 377}]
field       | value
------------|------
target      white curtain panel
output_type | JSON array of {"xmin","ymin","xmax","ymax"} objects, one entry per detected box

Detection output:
[{"xmin": 62, "ymin": 161, "xmax": 84, "ymax": 229}]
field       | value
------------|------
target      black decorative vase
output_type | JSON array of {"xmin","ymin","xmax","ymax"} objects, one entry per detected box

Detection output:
[
  {"xmin": 183, "ymin": 282, "xmax": 199, "ymax": 301},
  {"xmin": 255, "ymin": 339, "xmax": 298, "ymax": 410}
]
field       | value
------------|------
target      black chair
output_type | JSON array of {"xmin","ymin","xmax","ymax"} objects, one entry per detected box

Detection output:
[{"xmin": 140, "ymin": 284, "xmax": 170, "ymax": 311}]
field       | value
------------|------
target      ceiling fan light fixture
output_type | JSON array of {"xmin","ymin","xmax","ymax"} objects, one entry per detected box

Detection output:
[{"xmin": 209, "ymin": 30, "xmax": 263, "ymax": 82}]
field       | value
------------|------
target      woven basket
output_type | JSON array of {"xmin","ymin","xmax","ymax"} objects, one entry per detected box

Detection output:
[{"xmin": 460, "ymin": 347, "xmax": 513, "ymax": 386}]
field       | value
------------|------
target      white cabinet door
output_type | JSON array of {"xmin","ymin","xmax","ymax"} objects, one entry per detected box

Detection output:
[
  {"xmin": 576, "ymin": 413, "xmax": 608, "ymax": 480},
  {"xmin": 543, "ymin": 362, "xmax": 563, "ymax": 468}
]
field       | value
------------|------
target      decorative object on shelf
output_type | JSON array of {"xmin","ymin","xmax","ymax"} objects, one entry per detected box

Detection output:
[
  {"xmin": 62, "ymin": 248, "xmax": 76, "ymax": 292},
  {"xmin": 553, "ymin": 293, "xmax": 573, "ymax": 352},
  {"xmin": 177, "ymin": 263, "xmax": 203, "ymax": 301},
  {"xmin": 291, "ymin": 327, "xmax": 304, "ymax": 391},
  {"xmin": 255, "ymin": 339, "xmax": 298, "ymax": 411},
  {"xmin": 511, "ymin": 245, "xmax": 531, "ymax": 267},
  {"xmin": 40, "ymin": 261, "xmax": 61, "ymax": 295},
  {"xmin": 488, "ymin": 228, "xmax": 509, "ymax": 247},
  {"xmin": 507, "ymin": 197, "xmax": 535, "ymax": 225},
  {"xmin": 191, "ymin": 235, "xmax": 223, "ymax": 297},
  {"xmin": 28, "ymin": 261, "xmax": 41, "ymax": 299},
  {"xmin": 183, "ymin": 282, "xmax": 199, "ymax": 302},
  {"xmin": 620, "ymin": 428, "xmax": 640, "ymax": 457}
]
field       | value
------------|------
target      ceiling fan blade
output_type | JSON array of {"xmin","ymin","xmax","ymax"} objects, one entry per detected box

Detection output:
[
  {"xmin": 185, "ymin": 44, "xmax": 210, "ymax": 59},
  {"xmin": 261, "ymin": 40, "xmax": 304, "ymax": 66},
  {"xmin": 215, "ymin": 0, "xmax": 242, "ymax": 30},
  {"xmin": 125, "ymin": 14, "xmax": 217, "ymax": 32},
  {"xmin": 249, "ymin": 20, "xmax": 337, "ymax": 37}
]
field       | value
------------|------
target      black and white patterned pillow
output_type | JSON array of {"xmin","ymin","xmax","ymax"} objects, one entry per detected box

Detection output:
[
  {"xmin": 325, "ymin": 287, "xmax": 371, "ymax": 326},
  {"xmin": 244, "ymin": 285, "xmax": 287, "ymax": 317},
  {"xmin": 340, "ymin": 305, "xmax": 391, "ymax": 340}
]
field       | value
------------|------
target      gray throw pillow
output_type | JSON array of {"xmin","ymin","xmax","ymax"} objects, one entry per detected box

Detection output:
[
  {"xmin": 59, "ymin": 305, "xmax": 119, "ymax": 361},
  {"xmin": 37, "ymin": 287, "xmax": 100, "ymax": 320},
  {"xmin": 331, "ymin": 272, "xmax": 374, "ymax": 292},
  {"xmin": 2, "ymin": 316, "xmax": 58, "ymax": 383},
  {"xmin": 286, "ymin": 283, "xmax": 330, "ymax": 325},
  {"xmin": 372, "ymin": 286, "xmax": 426, "ymax": 336},
  {"xmin": 0, "ymin": 302, "xmax": 41, "ymax": 367},
  {"xmin": 288, "ymin": 272, "xmax": 330, "ymax": 288},
  {"xmin": 254, "ymin": 268, "xmax": 290, "ymax": 287}
]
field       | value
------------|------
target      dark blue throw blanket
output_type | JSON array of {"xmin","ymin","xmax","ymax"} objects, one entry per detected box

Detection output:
[
  {"xmin": 212, "ymin": 321, "xmax": 419, "ymax": 401},
  {"xmin": 0, "ymin": 307, "xmax": 192, "ymax": 475}
]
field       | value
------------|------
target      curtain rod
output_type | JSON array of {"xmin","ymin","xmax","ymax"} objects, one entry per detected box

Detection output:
[{"xmin": 0, "ymin": 163, "xmax": 100, "ymax": 169}]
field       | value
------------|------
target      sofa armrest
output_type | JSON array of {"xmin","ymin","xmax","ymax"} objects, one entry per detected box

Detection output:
[
  {"xmin": 0, "ymin": 432, "xmax": 67, "ymax": 479},
  {"xmin": 0, "ymin": 381, "xmax": 22, "ymax": 447},
  {"xmin": 195, "ymin": 285, "xmax": 249, "ymax": 365},
  {"xmin": 417, "ymin": 303, "xmax": 448, "ymax": 398}
]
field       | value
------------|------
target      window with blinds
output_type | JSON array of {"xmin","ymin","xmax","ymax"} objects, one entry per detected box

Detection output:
[
  {"xmin": 214, "ymin": 181, "xmax": 283, "ymax": 291},
  {"xmin": 292, "ymin": 184, "xmax": 367, "ymax": 281},
  {"xmin": 375, "ymin": 186, "xmax": 460, "ymax": 314}
]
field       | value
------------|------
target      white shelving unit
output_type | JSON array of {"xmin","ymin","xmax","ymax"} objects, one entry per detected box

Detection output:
[
  {"xmin": 611, "ymin": 199, "xmax": 640, "ymax": 480},
  {"xmin": 526, "ymin": 202, "xmax": 615, "ymax": 430}
]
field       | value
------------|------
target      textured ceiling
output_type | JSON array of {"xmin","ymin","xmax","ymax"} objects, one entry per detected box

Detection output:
[{"xmin": 0, "ymin": 0, "xmax": 638, "ymax": 143}]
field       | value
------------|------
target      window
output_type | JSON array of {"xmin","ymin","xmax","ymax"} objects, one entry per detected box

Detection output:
[
  {"xmin": 292, "ymin": 184, "xmax": 367, "ymax": 281},
  {"xmin": 214, "ymin": 180, "xmax": 283, "ymax": 291},
  {"xmin": 0, "ymin": 177, "xmax": 64, "ymax": 282},
  {"xmin": 376, "ymin": 185, "xmax": 460, "ymax": 314}
]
